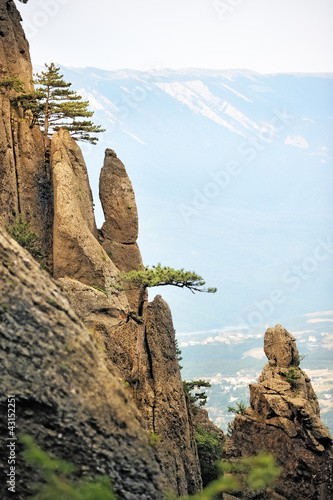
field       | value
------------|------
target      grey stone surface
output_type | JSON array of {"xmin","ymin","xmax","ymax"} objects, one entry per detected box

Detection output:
[{"xmin": 0, "ymin": 229, "xmax": 166, "ymax": 500}]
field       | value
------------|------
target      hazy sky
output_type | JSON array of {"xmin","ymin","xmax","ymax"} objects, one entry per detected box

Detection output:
[{"xmin": 17, "ymin": 0, "xmax": 333, "ymax": 73}]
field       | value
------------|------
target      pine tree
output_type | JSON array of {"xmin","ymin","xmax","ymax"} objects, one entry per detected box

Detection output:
[
  {"xmin": 35, "ymin": 63, "xmax": 105, "ymax": 144},
  {"xmin": 11, "ymin": 63, "xmax": 105, "ymax": 145},
  {"xmin": 120, "ymin": 263, "xmax": 217, "ymax": 316},
  {"xmin": 183, "ymin": 380, "xmax": 212, "ymax": 409}
]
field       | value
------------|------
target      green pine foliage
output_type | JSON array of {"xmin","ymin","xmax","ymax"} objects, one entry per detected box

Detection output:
[
  {"xmin": 121, "ymin": 263, "xmax": 216, "ymax": 316},
  {"xmin": 284, "ymin": 366, "xmax": 302, "ymax": 390},
  {"xmin": 0, "ymin": 76, "xmax": 24, "ymax": 93},
  {"xmin": 227, "ymin": 400, "xmax": 247, "ymax": 415},
  {"xmin": 11, "ymin": 63, "xmax": 105, "ymax": 144},
  {"xmin": 6, "ymin": 214, "xmax": 44, "ymax": 262},
  {"xmin": 175, "ymin": 338, "xmax": 183, "ymax": 370},
  {"xmin": 183, "ymin": 380, "xmax": 212, "ymax": 410},
  {"xmin": 195, "ymin": 426, "xmax": 223, "ymax": 487},
  {"xmin": 21, "ymin": 435, "xmax": 116, "ymax": 500},
  {"xmin": 121, "ymin": 264, "xmax": 217, "ymax": 293}
]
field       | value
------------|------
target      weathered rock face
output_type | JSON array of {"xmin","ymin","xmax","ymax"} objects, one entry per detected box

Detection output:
[
  {"xmin": 100, "ymin": 149, "xmax": 139, "ymax": 243},
  {"xmin": 99, "ymin": 148, "xmax": 143, "ymax": 310},
  {"xmin": 0, "ymin": 229, "xmax": 166, "ymax": 500},
  {"xmin": 49, "ymin": 133, "xmax": 202, "ymax": 495},
  {"xmin": 0, "ymin": 0, "xmax": 32, "ymax": 87},
  {"xmin": 141, "ymin": 295, "xmax": 202, "ymax": 495},
  {"xmin": 0, "ymin": 0, "xmax": 53, "ymax": 264},
  {"xmin": 226, "ymin": 325, "xmax": 333, "ymax": 500},
  {"xmin": 52, "ymin": 131, "xmax": 125, "ymax": 303},
  {"xmin": 69, "ymin": 289, "xmax": 203, "ymax": 496},
  {"xmin": 264, "ymin": 324, "xmax": 300, "ymax": 367}
]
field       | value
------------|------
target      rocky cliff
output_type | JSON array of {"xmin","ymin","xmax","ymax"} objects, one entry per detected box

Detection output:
[
  {"xmin": 0, "ymin": 0, "xmax": 53, "ymax": 265},
  {"xmin": 0, "ymin": 0, "xmax": 202, "ymax": 497},
  {"xmin": 53, "ymin": 133, "xmax": 202, "ymax": 495},
  {"xmin": 225, "ymin": 325, "xmax": 333, "ymax": 500},
  {"xmin": 0, "ymin": 229, "xmax": 166, "ymax": 500}
]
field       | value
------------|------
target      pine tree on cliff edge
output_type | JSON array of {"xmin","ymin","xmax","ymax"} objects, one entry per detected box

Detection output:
[
  {"xmin": 120, "ymin": 264, "xmax": 217, "ymax": 317},
  {"xmin": 33, "ymin": 63, "xmax": 105, "ymax": 144},
  {"xmin": 11, "ymin": 63, "xmax": 105, "ymax": 145}
]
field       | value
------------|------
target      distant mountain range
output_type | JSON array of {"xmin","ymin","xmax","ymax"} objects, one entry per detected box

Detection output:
[{"xmin": 55, "ymin": 66, "xmax": 333, "ymax": 431}]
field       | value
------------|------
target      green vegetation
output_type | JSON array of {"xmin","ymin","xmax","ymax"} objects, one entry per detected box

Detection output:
[
  {"xmin": 21, "ymin": 435, "xmax": 116, "ymax": 500},
  {"xmin": 121, "ymin": 264, "xmax": 216, "ymax": 293},
  {"xmin": 195, "ymin": 426, "xmax": 223, "ymax": 487},
  {"xmin": 183, "ymin": 380, "xmax": 212, "ymax": 411},
  {"xmin": 227, "ymin": 400, "xmax": 247, "ymax": 415},
  {"xmin": 0, "ymin": 76, "xmax": 24, "ymax": 92},
  {"xmin": 11, "ymin": 63, "xmax": 105, "ymax": 144},
  {"xmin": 175, "ymin": 338, "xmax": 183, "ymax": 370},
  {"xmin": 6, "ymin": 214, "xmax": 44, "ymax": 263},
  {"xmin": 121, "ymin": 264, "xmax": 216, "ymax": 316},
  {"xmin": 91, "ymin": 285, "xmax": 108, "ymax": 297},
  {"xmin": 147, "ymin": 432, "xmax": 160, "ymax": 447},
  {"xmin": 284, "ymin": 366, "xmax": 302, "ymax": 390},
  {"xmin": 168, "ymin": 453, "xmax": 280, "ymax": 500}
]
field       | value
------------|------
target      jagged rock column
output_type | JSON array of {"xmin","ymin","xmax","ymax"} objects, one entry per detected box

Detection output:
[
  {"xmin": 51, "ymin": 129, "xmax": 129, "ymax": 334},
  {"xmin": 225, "ymin": 324, "xmax": 333, "ymax": 500},
  {"xmin": 0, "ymin": 0, "xmax": 53, "ymax": 264},
  {"xmin": 99, "ymin": 149, "xmax": 143, "ymax": 310}
]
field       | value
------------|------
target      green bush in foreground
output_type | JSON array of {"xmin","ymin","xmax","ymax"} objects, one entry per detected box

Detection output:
[
  {"xmin": 171, "ymin": 453, "xmax": 280, "ymax": 500},
  {"xmin": 21, "ymin": 435, "xmax": 116, "ymax": 500}
]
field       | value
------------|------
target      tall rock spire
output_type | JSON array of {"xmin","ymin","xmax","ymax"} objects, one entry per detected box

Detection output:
[
  {"xmin": 99, "ymin": 148, "xmax": 138, "ymax": 243},
  {"xmin": 99, "ymin": 149, "xmax": 143, "ymax": 310}
]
